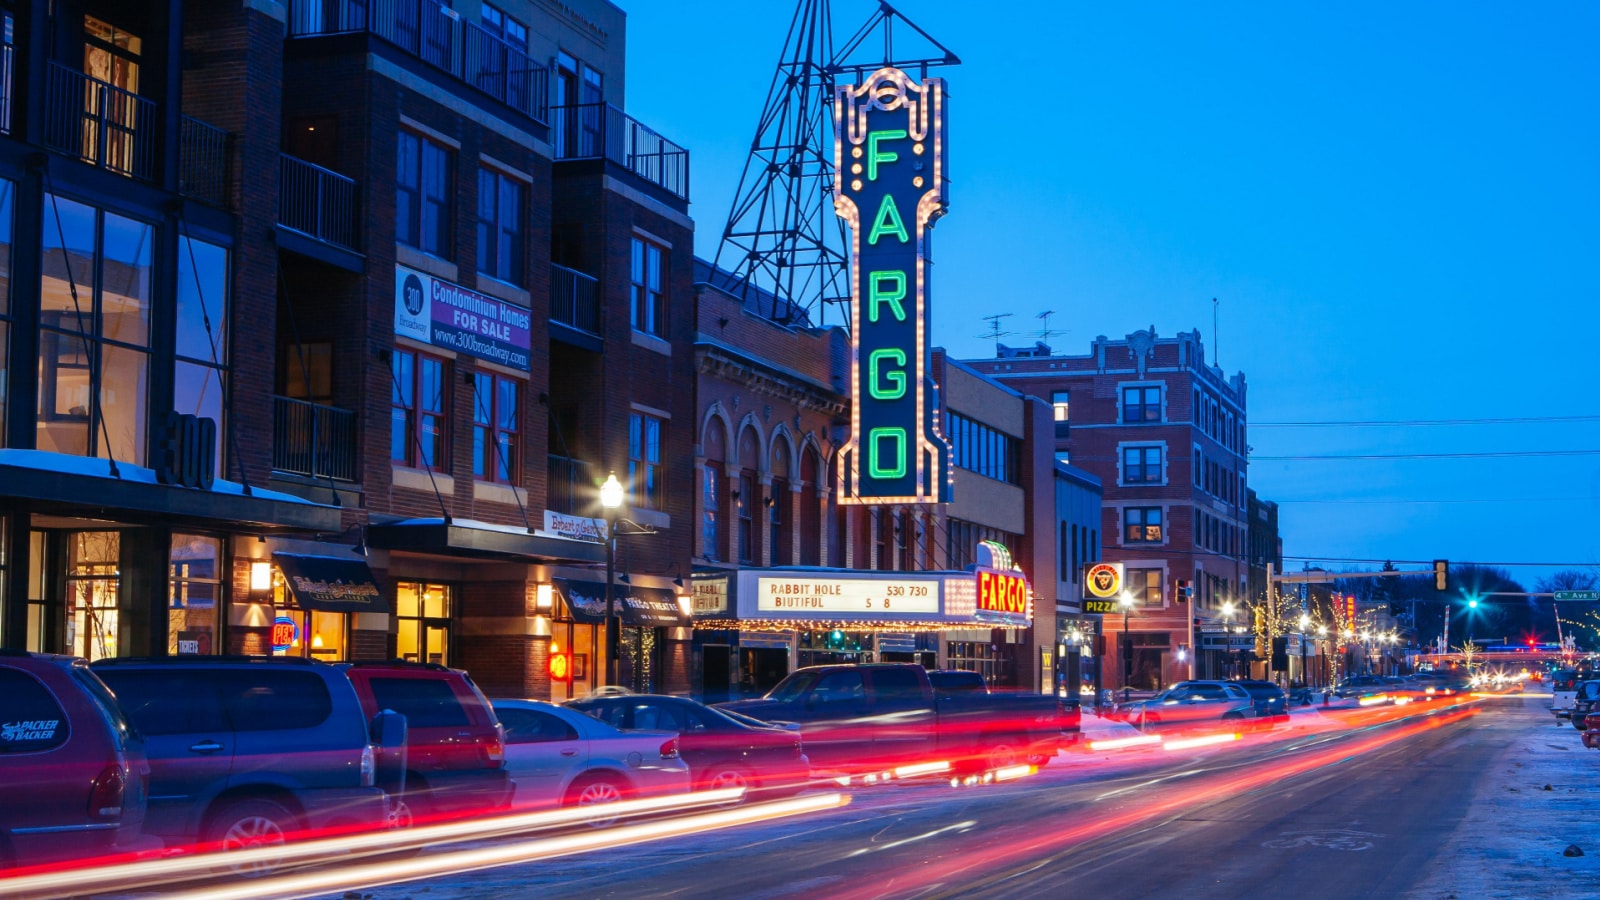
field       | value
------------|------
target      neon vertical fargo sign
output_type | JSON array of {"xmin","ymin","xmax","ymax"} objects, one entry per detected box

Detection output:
[{"xmin": 834, "ymin": 67, "xmax": 952, "ymax": 504}]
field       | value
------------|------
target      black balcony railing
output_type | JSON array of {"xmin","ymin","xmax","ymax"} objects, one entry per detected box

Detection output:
[
  {"xmin": 288, "ymin": 0, "xmax": 549, "ymax": 124},
  {"xmin": 273, "ymin": 396, "xmax": 358, "ymax": 482},
  {"xmin": 279, "ymin": 153, "xmax": 360, "ymax": 251},
  {"xmin": 42, "ymin": 61, "xmax": 157, "ymax": 181},
  {"xmin": 179, "ymin": 116, "xmax": 231, "ymax": 208},
  {"xmin": 551, "ymin": 102, "xmax": 689, "ymax": 201},
  {"xmin": 2, "ymin": 43, "xmax": 14, "ymax": 134},
  {"xmin": 547, "ymin": 455, "xmax": 593, "ymax": 516},
  {"xmin": 551, "ymin": 263, "xmax": 600, "ymax": 335}
]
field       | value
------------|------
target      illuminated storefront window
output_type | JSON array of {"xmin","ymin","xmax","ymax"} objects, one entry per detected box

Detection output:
[
  {"xmin": 168, "ymin": 534, "xmax": 221, "ymax": 655},
  {"xmin": 66, "ymin": 531, "xmax": 120, "ymax": 661},
  {"xmin": 271, "ymin": 569, "xmax": 348, "ymax": 660},
  {"xmin": 396, "ymin": 581, "xmax": 453, "ymax": 665}
]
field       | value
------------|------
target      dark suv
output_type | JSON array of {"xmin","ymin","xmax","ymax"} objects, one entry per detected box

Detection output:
[
  {"xmin": 2, "ymin": 651, "xmax": 150, "ymax": 869},
  {"xmin": 338, "ymin": 661, "xmax": 512, "ymax": 824},
  {"xmin": 1231, "ymin": 680, "xmax": 1289, "ymax": 724},
  {"xmin": 92, "ymin": 657, "xmax": 389, "ymax": 858}
]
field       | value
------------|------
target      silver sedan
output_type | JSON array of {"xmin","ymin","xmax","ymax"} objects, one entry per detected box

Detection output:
[{"xmin": 491, "ymin": 698, "xmax": 691, "ymax": 825}]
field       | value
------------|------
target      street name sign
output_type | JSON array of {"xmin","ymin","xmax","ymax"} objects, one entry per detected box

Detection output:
[{"xmin": 1554, "ymin": 590, "xmax": 1600, "ymax": 602}]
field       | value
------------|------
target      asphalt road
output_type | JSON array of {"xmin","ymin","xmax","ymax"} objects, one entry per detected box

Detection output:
[{"xmin": 365, "ymin": 695, "xmax": 1523, "ymax": 900}]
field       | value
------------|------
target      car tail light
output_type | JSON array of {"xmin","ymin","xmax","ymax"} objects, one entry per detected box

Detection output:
[
  {"xmin": 88, "ymin": 763, "xmax": 126, "ymax": 820},
  {"xmin": 659, "ymin": 738, "xmax": 680, "ymax": 759},
  {"xmin": 360, "ymin": 744, "xmax": 376, "ymax": 788},
  {"xmin": 486, "ymin": 732, "xmax": 505, "ymax": 765}
]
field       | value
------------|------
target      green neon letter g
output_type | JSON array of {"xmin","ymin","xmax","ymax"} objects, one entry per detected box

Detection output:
[
  {"xmin": 868, "ymin": 270, "xmax": 907, "ymax": 322},
  {"xmin": 867, "ymin": 428, "xmax": 907, "ymax": 480},
  {"xmin": 868, "ymin": 348, "xmax": 907, "ymax": 400},
  {"xmin": 867, "ymin": 129, "xmax": 907, "ymax": 181}
]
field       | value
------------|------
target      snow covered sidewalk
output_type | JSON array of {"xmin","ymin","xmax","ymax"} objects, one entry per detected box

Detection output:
[{"xmin": 1407, "ymin": 704, "xmax": 1600, "ymax": 899}]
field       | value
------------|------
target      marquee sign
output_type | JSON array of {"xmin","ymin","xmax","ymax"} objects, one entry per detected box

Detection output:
[
  {"xmin": 756, "ymin": 576, "xmax": 940, "ymax": 615},
  {"xmin": 975, "ymin": 568, "xmax": 1030, "ymax": 626},
  {"xmin": 833, "ymin": 67, "xmax": 952, "ymax": 504}
]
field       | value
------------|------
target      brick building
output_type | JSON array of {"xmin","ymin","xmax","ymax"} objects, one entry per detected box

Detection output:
[
  {"xmin": 689, "ymin": 267, "xmax": 1062, "ymax": 697},
  {"xmin": 1, "ymin": 0, "xmax": 698, "ymax": 699},
  {"xmin": 965, "ymin": 328, "xmax": 1250, "ymax": 689}
]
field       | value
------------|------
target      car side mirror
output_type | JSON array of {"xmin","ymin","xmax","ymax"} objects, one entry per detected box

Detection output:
[{"xmin": 371, "ymin": 709, "xmax": 408, "ymax": 749}]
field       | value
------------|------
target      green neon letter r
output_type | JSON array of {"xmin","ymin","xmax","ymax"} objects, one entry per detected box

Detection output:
[{"xmin": 868, "ymin": 270, "xmax": 907, "ymax": 322}]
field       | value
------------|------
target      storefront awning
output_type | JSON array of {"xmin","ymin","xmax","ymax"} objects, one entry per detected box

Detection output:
[
  {"xmin": 365, "ymin": 518, "xmax": 606, "ymax": 564},
  {"xmin": 274, "ymin": 553, "xmax": 388, "ymax": 613},
  {"xmin": 557, "ymin": 579, "xmax": 690, "ymax": 627},
  {"xmin": 0, "ymin": 449, "xmax": 341, "ymax": 532}
]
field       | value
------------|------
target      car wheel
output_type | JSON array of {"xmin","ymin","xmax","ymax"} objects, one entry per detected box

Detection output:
[
  {"xmin": 985, "ymin": 739, "xmax": 1020, "ymax": 771},
  {"xmin": 1141, "ymin": 712, "xmax": 1160, "ymax": 732},
  {"xmin": 705, "ymin": 767, "xmax": 755, "ymax": 805},
  {"xmin": 206, "ymin": 798, "xmax": 296, "ymax": 876},
  {"xmin": 566, "ymin": 775, "xmax": 627, "ymax": 827}
]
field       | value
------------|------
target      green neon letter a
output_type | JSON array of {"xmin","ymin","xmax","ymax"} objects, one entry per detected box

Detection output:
[
  {"xmin": 867, "ymin": 427, "xmax": 908, "ymax": 480},
  {"xmin": 868, "ymin": 348, "xmax": 907, "ymax": 399},
  {"xmin": 867, "ymin": 129, "xmax": 907, "ymax": 181},
  {"xmin": 868, "ymin": 194, "xmax": 910, "ymax": 245},
  {"xmin": 868, "ymin": 270, "xmax": 907, "ymax": 323}
]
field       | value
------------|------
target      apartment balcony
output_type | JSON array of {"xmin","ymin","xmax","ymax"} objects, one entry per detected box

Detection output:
[
  {"xmin": 278, "ymin": 152, "xmax": 362, "ymax": 266},
  {"xmin": 288, "ymin": 0, "xmax": 549, "ymax": 124},
  {"xmin": 178, "ymin": 116, "xmax": 231, "ymax": 208},
  {"xmin": 551, "ymin": 103, "xmax": 689, "ymax": 203},
  {"xmin": 41, "ymin": 60, "xmax": 157, "ymax": 181},
  {"xmin": 547, "ymin": 455, "xmax": 594, "ymax": 516},
  {"xmin": 272, "ymin": 396, "xmax": 358, "ymax": 482},
  {"xmin": 550, "ymin": 263, "xmax": 601, "ymax": 348}
]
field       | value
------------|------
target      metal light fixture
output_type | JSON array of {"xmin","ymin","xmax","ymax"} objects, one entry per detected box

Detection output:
[
  {"xmin": 1299, "ymin": 614, "xmax": 1311, "ymax": 631},
  {"xmin": 535, "ymin": 582, "xmax": 553, "ymax": 612},
  {"xmin": 600, "ymin": 472, "xmax": 624, "ymax": 510},
  {"xmin": 249, "ymin": 561, "xmax": 273, "ymax": 595}
]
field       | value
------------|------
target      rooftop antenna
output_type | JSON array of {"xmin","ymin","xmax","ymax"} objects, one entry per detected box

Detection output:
[
  {"xmin": 1034, "ymin": 310, "xmax": 1068, "ymax": 346},
  {"xmin": 979, "ymin": 313, "xmax": 1014, "ymax": 356},
  {"xmin": 1212, "ymin": 297, "xmax": 1219, "ymax": 368}
]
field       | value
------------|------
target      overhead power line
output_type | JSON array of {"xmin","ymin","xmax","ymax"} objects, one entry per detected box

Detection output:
[
  {"xmin": 1250, "ymin": 449, "xmax": 1600, "ymax": 461},
  {"xmin": 1272, "ymin": 497, "xmax": 1577, "ymax": 505},
  {"xmin": 1253, "ymin": 415, "xmax": 1600, "ymax": 428},
  {"xmin": 1281, "ymin": 556, "xmax": 1600, "ymax": 569}
]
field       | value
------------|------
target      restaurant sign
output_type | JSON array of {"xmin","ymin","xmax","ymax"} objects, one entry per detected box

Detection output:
[{"xmin": 395, "ymin": 264, "xmax": 532, "ymax": 370}]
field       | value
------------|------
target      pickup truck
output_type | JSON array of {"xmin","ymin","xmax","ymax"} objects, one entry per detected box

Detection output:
[{"xmin": 718, "ymin": 664, "xmax": 1079, "ymax": 774}]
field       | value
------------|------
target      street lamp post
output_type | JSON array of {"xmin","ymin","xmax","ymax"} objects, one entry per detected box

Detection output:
[
  {"xmin": 1220, "ymin": 601, "xmax": 1236, "ymax": 679},
  {"xmin": 1119, "ymin": 591, "xmax": 1136, "ymax": 702},
  {"xmin": 1298, "ymin": 614, "xmax": 1311, "ymax": 689},
  {"xmin": 1317, "ymin": 625, "xmax": 1329, "ymax": 689},
  {"xmin": 600, "ymin": 472, "xmax": 625, "ymax": 688}
]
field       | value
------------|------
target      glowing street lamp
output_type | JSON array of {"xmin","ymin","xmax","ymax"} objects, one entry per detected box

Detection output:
[
  {"xmin": 1118, "ymin": 591, "xmax": 1137, "ymax": 702},
  {"xmin": 601, "ymin": 472, "xmax": 625, "ymax": 687}
]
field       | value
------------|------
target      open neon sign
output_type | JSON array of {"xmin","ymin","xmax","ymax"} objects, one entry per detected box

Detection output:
[{"xmin": 834, "ymin": 67, "xmax": 952, "ymax": 504}]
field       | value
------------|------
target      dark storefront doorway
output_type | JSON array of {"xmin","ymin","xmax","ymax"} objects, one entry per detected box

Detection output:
[{"xmin": 741, "ymin": 647, "xmax": 788, "ymax": 698}]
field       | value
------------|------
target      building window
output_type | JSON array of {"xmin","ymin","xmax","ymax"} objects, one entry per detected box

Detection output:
[
  {"xmin": 174, "ymin": 235, "xmax": 229, "ymax": 477},
  {"xmin": 769, "ymin": 480, "xmax": 791, "ymax": 565},
  {"xmin": 168, "ymin": 534, "xmax": 221, "ymax": 655},
  {"xmin": 396, "ymin": 582, "xmax": 453, "ymax": 666},
  {"xmin": 477, "ymin": 167, "xmax": 524, "ymax": 285},
  {"xmin": 1052, "ymin": 390, "xmax": 1069, "ymax": 437},
  {"xmin": 1122, "ymin": 385, "xmax": 1161, "ymax": 423},
  {"xmin": 1127, "ymin": 567, "xmax": 1162, "ymax": 607},
  {"xmin": 81, "ymin": 16, "xmax": 143, "ymax": 176},
  {"xmin": 737, "ymin": 471, "xmax": 754, "ymax": 564},
  {"xmin": 948, "ymin": 411, "xmax": 1021, "ymax": 485},
  {"xmin": 38, "ymin": 195, "xmax": 151, "ymax": 465},
  {"xmin": 628, "ymin": 412, "xmax": 663, "ymax": 509},
  {"xmin": 630, "ymin": 237, "xmax": 665, "ymax": 337},
  {"xmin": 1122, "ymin": 445, "xmax": 1162, "ymax": 484},
  {"xmin": 0, "ymin": 178, "xmax": 12, "ymax": 443},
  {"xmin": 1124, "ymin": 507, "xmax": 1162, "ymax": 543},
  {"xmin": 874, "ymin": 509, "xmax": 889, "ymax": 570},
  {"xmin": 390, "ymin": 349, "xmax": 447, "ymax": 468},
  {"xmin": 481, "ymin": 2, "xmax": 527, "ymax": 49},
  {"xmin": 701, "ymin": 462, "xmax": 721, "ymax": 561},
  {"xmin": 397, "ymin": 131, "xmax": 452, "ymax": 257},
  {"xmin": 472, "ymin": 372, "xmax": 519, "ymax": 483}
]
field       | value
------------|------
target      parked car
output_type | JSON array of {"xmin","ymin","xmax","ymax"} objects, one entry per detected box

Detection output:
[
  {"xmin": 1121, "ymin": 681, "xmax": 1255, "ymax": 732},
  {"xmin": 1329, "ymin": 675, "xmax": 1392, "ymax": 701},
  {"xmin": 1551, "ymin": 669, "xmax": 1580, "ymax": 719},
  {"xmin": 1, "ymin": 650, "xmax": 151, "ymax": 870},
  {"xmin": 91, "ymin": 656, "xmax": 391, "ymax": 864},
  {"xmin": 567, "ymin": 694, "xmax": 810, "ymax": 798},
  {"xmin": 718, "ymin": 663, "xmax": 1078, "ymax": 773},
  {"xmin": 491, "ymin": 699, "xmax": 690, "ymax": 825},
  {"xmin": 1568, "ymin": 680, "xmax": 1600, "ymax": 731},
  {"xmin": 1230, "ymin": 680, "xmax": 1289, "ymax": 724},
  {"xmin": 338, "ymin": 661, "xmax": 512, "ymax": 824}
]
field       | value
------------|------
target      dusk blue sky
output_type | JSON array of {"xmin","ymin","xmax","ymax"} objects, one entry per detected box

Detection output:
[{"xmin": 623, "ymin": 1, "xmax": 1600, "ymax": 584}]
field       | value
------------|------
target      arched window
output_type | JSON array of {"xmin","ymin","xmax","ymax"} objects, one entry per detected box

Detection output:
[
  {"xmin": 770, "ymin": 440, "xmax": 792, "ymax": 566},
  {"xmin": 700, "ymin": 419, "xmax": 727, "ymax": 561},
  {"xmin": 737, "ymin": 426, "xmax": 760, "ymax": 564},
  {"xmin": 800, "ymin": 446, "xmax": 822, "ymax": 565}
]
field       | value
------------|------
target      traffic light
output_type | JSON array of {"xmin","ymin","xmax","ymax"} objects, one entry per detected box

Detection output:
[
  {"xmin": 1175, "ymin": 580, "xmax": 1193, "ymax": 603},
  {"xmin": 1433, "ymin": 559, "xmax": 1448, "ymax": 591}
]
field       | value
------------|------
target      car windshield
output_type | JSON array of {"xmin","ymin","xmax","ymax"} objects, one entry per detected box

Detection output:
[{"xmin": 765, "ymin": 671, "xmax": 819, "ymax": 702}]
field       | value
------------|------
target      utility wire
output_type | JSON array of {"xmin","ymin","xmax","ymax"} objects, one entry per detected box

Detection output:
[
  {"xmin": 1250, "ymin": 449, "xmax": 1600, "ymax": 461},
  {"xmin": 1253, "ymin": 415, "xmax": 1600, "ymax": 428}
]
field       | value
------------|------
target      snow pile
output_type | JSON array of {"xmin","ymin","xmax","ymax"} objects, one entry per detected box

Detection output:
[{"xmin": 1407, "ymin": 712, "xmax": 1600, "ymax": 899}]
